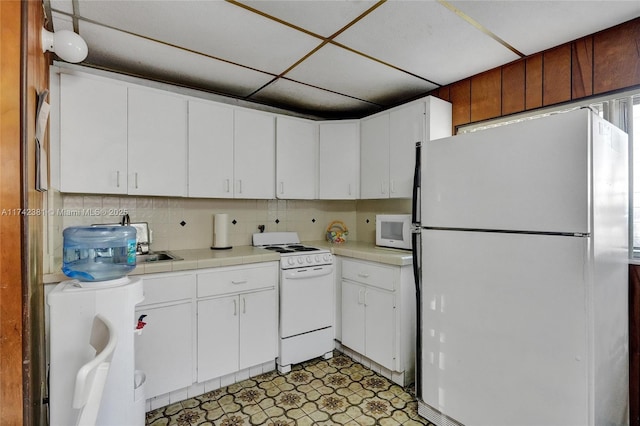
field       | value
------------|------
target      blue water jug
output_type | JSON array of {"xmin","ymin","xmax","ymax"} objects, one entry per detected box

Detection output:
[{"xmin": 62, "ymin": 226, "xmax": 137, "ymax": 282}]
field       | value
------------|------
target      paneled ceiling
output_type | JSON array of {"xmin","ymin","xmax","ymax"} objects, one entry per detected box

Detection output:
[{"xmin": 46, "ymin": 0, "xmax": 640, "ymax": 119}]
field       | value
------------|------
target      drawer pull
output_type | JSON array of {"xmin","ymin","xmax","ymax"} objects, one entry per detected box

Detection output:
[
  {"xmin": 231, "ymin": 280, "xmax": 248, "ymax": 285},
  {"xmin": 357, "ymin": 273, "xmax": 370, "ymax": 278}
]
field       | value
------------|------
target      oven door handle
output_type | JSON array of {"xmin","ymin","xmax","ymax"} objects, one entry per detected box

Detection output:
[{"xmin": 283, "ymin": 266, "xmax": 334, "ymax": 280}]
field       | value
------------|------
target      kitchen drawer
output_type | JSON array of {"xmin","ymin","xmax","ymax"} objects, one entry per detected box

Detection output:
[
  {"xmin": 342, "ymin": 258, "xmax": 395, "ymax": 291},
  {"xmin": 141, "ymin": 272, "xmax": 195, "ymax": 305},
  {"xmin": 197, "ymin": 262, "xmax": 278, "ymax": 298}
]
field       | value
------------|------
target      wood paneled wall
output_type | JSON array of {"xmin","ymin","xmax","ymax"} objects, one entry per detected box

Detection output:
[
  {"xmin": 1, "ymin": 0, "xmax": 48, "ymax": 424},
  {"xmin": 431, "ymin": 17, "xmax": 640, "ymax": 130}
]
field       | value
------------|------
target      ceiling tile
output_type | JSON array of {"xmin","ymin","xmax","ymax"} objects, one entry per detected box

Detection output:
[
  {"xmin": 251, "ymin": 78, "xmax": 381, "ymax": 118},
  {"xmin": 73, "ymin": 0, "xmax": 322, "ymax": 75},
  {"xmin": 452, "ymin": 0, "xmax": 640, "ymax": 56},
  {"xmin": 286, "ymin": 43, "xmax": 438, "ymax": 106},
  {"xmin": 238, "ymin": 0, "xmax": 378, "ymax": 37},
  {"xmin": 78, "ymin": 20, "xmax": 275, "ymax": 98},
  {"xmin": 334, "ymin": 0, "xmax": 519, "ymax": 86}
]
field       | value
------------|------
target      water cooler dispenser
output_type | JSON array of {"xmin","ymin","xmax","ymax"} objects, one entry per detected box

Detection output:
[{"xmin": 48, "ymin": 226, "xmax": 146, "ymax": 425}]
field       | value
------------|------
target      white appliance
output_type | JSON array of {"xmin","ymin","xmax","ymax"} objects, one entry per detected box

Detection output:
[
  {"xmin": 376, "ymin": 214, "xmax": 412, "ymax": 250},
  {"xmin": 253, "ymin": 232, "xmax": 334, "ymax": 373},
  {"xmin": 412, "ymin": 109, "xmax": 629, "ymax": 426},
  {"xmin": 48, "ymin": 277, "xmax": 145, "ymax": 426}
]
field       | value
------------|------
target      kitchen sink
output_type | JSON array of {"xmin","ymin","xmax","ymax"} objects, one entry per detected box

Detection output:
[{"xmin": 136, "ymin": 251, "xmax": 183, "ymax": 263}]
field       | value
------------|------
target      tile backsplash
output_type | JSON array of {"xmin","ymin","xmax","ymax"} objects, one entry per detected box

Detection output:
[{"xmin": 45, "ymin": 191, "xmax": 411, "ymax": 274}]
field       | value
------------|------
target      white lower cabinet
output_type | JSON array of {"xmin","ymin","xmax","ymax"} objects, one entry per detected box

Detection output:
[
  {"xmin": 196, "ymin": 262, "xmax": 278, "ymax": 383},
  {"xmin": 135, "ymin": 272, "xmax": 196, "ymax": 399},
  {"xmin": 340, "ymin": 257, "xmax": 415, "ymax": 384},
  {"xmin": 197, "ymin": 289, "xmax": 277, "ymax": 382}
]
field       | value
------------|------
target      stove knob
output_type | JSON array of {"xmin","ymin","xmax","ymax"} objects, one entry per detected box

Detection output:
[
  {"xmin": 306, "ymin": 256, "xmax": 311, "ymax": 264},
  {"xmin": 287, "ymin": 258, "xmax": 295, "ymax": 266},
  {"xmin": 315, "ymin": 255, "xmax": 320, "ymax": 262},
  {"xmin": 297, "ymin": 257, "xmax": 304, "ymax": 264},
  {"xmin": 323, "ymin": 254, "xmax": 330, "ymax": 262}
]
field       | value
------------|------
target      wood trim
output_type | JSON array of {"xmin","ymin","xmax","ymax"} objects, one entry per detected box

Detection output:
[
  {"xmin": 23, "ymin": 0, "xmax": 49, "ymax": 424},
  {"xmin": 1, "ymin": 1, "xmax": 25, "ymax": 424}
]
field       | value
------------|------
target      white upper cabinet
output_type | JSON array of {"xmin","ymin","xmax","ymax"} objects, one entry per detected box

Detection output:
[
  {"xmin": 360, "ymin": 113, "xmax": 390, "ymax": 199},
  {"xmin": 234, "ymin": 109, "xmax": 276, "ymax": 199},
  {"xmin": 59, "ymin": 73, "xmax": 128, "ymax": 194},
  {"xmin": 56, "ymin": 70, "xmax": 449, "ymax": 201},
  {"xmin": 360, "ymin": 96, "xmax": 452, "ymax": 199},
  {"xmin": 188, "ymin": 100, "xmax": 234, "ymax": 198},
  {"xmin": 319, "ymin": 121, "xmax": 360, "ymax": 199},
  {"xmin": 276, "ymin": 116, "xmax": 318, "ymax": 199},
  {"xmin": 128, "ymin": 87, "xmax": 187, "ymax": 197},
  {"xmin": 388, "ymin": 102, "xmax": 426, "ymax": 198}
]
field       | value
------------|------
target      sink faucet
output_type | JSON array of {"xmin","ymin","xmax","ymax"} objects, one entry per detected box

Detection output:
[{"xmin": 121, "ymin": 214, "xmax": 130, "ymax": 226}]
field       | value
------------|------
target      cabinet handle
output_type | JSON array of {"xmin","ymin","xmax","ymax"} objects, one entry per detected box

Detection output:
[
  {"xmin": 280, "ymin": 182, "xmax": 284, "ymax": 194},
  {"xmin": 238, "ymin": 179, "xmax": 243, "ymax": 194},
  {"xmin": 348, "ymin": 183, "xmax": 351, "ymax": 196},
  {"xmin": 231, "ymin": 280, "xmax": 247, "ymax": 285},
  {"xmin": 364, "ymin": 290, "xmax": 368, "ymax": 307},
  {"xmin": 233, "ymin": 299, "xmax": 237, "ymax": 316},
  {"xmin": 134, "ymin": 172, "xmax": 139, "ymax": 189},
  {"xmin": 243, "ymin": 297, "xmax": 246, "ymax": 314},
  {"xmin": 357, "ymin": 289, "xmax": 364, "ymax": 305},
  {"xmin": 225, "ymin": 179, "xmax": 230, "ymax": 193},
  {"xmin": 390, "ymin": 179, "xmax": 395, "ymax": 193},
  {"xmin": 357, "ymin": 273, "xmax": 370, "ymax": 279},
  {"xmin": 116, "ymin": 171, "xmax": 120, "ymax": 188}
]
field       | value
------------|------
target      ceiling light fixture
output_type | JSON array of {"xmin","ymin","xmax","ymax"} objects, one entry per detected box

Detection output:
[{"xmin": 41, "ymin": 28, "xmax": 88, "ymax": 63}]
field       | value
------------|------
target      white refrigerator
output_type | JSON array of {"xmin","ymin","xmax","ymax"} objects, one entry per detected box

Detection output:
[{"xmin": 413, "ymin": 109, "xmax": 629, "ymax": 426}]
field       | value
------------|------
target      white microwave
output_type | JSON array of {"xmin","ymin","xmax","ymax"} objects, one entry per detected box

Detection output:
[{"xmin": 375, "ymin": 214, "xmax": 412, "ymax": 250}]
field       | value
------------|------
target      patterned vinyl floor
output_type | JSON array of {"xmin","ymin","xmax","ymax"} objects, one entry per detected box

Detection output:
[{"xmin": 145, "ymin": 352, "xmax": 433, "ymax": 426}]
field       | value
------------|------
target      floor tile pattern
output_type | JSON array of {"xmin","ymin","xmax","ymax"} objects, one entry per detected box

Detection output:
[{"xmin": 146, "ymin": 353, "xmax": 433, "ymax": 425}]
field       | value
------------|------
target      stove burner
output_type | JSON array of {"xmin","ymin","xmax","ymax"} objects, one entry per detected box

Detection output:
[
  {"xmin": 286, "ymin": 245, "xmax": 319, "ymax": 252},
  {"xmin": 263, "ymin": 246, "xmax": 295, "ymax": 253}
]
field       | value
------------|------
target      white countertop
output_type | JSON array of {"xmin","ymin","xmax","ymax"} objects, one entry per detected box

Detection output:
[{"xmin": 43, "ymin": 240, "xmax": 413, "ymax": 284}]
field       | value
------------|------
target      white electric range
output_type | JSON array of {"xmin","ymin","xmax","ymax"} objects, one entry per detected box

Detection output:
[{"xmin": 253, "ymin": 232, "xmax": 334, "ymax": 373}]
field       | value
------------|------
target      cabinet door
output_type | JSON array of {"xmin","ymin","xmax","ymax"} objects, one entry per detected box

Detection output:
[
  {"xmin": 197, "ymin": 296, "xmax": 239, "ymax": 382},
  {"xmin": 319, "ymin": 122, "xmax": 359, "ymax": 199},
  {"xmin": 364, "ymin": 287, "xmax": 396, "ymax": 371},
  {"xmin": 234, "ymin": 109, "xmax": 275, "ymax": 199},
  {"xmin": 341, "ymin": 280, "xmax": 366, "ymax": 355},
  {"xmin": 188, "ymin": 100, "xmax": 234, "ymax": 198},
  {"xmin": 360, "ymin": 114, "xmax": 390, "ymax": 199},
  {"xmin": 135, "ymin": 302, "xmax": 193, "ymax": 398},
  {"xmin": 389, "ymin": 102, "xmax": 424, "ymax": 198},
  {"xmin": 239, "ymin": 289, "xmax": 278, "ymax": 369},
  {"xmin": 59, "ymin": 73, "xmax": 128, "ymax": 194},
  {"xmin": 128, "ymin": 87, "xmax": 187, "ymax": 196},
  {"xmin": 276, "ymin": 117, "xmax": 318, "ymax": 199}
]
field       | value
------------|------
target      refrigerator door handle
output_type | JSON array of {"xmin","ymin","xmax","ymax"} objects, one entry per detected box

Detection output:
[{"xmin": 412, "ymin": 142, "xmax": 421, "ymax": 225}]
